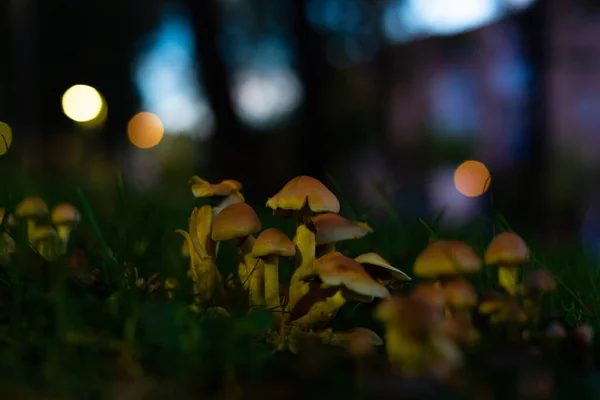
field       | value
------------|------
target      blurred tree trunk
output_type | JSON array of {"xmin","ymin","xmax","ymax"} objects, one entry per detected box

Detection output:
[
  {"xmin": 291, "ymin": 0, "xmax": 329, "ymax": 180},
  {"xmin": 185, "ymin": 0, "xmax": 246, "ymax": 181},
  {"xmin": 514, "ymin": 2, "xmax": 548, "ymax": 230}
]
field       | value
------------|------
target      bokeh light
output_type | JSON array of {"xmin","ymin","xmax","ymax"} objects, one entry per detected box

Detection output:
[
  {"xmin": 127, "ymin": 112, "xmax": 164, "ymax": 149},
  {"xmin": 430, "ymin": 166, "xmax": 482, "ymax": 227},
  {"xmin": 0, "ymin": 122, "xmax": 13, "ymax": 156},
  {"xmin": 62, "ymin": 85, "xmax": 104, "ymax": 123},
  {"xmin": 454, "ymin": 160, "xmax": 491, "ymax": 197}
]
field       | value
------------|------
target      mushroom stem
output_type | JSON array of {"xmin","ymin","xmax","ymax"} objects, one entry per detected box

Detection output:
[
  {"xmin": 290, "ymin": 289, "xmax": 346, "ymax": 329},
  {"xmin": 287, "ymin": 224, "xmax": 316, "ymax": 313},
  {"xmin": 264, "ymin": 254, "xmax": 282, "ymax": 324},
  {"xmin": 55, "ymin": 225, "xmax": 72, "ymax": 253},
  {"xmin": 236, "ymin": 236, "xmax": 265, "ymax": 308},
  {"xmin": 498, "ymin": 266, "xmax": 519, "ymax": 296},
  {"xmin": 26, "ymin": 219, "xmax": 36, "ymax": 242},
  {"xmin": 316, "ymin": 243, "xmax": 335, "ymax": 258}
]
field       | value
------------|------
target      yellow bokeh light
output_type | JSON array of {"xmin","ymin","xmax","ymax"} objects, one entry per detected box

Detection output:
[
  {"xmin": 62, "ymin": 85, "xmax": 104, "ymax": 122},
  {"xmin": 127, "ymin": 112, "xmax": 164, "ymax": 149},
  {"xmin": 0, "ymin": 122, "xmax": 13, "ymax": 156},
  {"xmin": 454, "ymin": 160, "xmax": 491, "ymax": 197}
]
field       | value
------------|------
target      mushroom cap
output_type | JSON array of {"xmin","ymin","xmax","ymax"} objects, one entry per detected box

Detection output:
[
  {"xmin": 0, "ymin": 208, "xmax": 15, "ymax": 228},
  {"xmin": 15, "ymin": 197, "xmax": 49, "ymax": 218},
  {"xmin": 354, "ymin": 252, "xmax": 411, "ymax": 282},
  {"xmin": 304, "ymin": 251, "xmax": 390, "ymax": 299},
  {"xmin": 484, "ymin": 232, "xmax": 530, "ymax": 266},
  {"xmin": 30, "ymin": 225, "xmax": 57, "ymax": 242},
  {"xmin": 375, "ymin": 295, "xmax": 445, "ymax": 336},
  {"xmin": 413, "ymin": 240, "xmax": 482, "ymax": 279},
  {"xmin": 523, "ymin": 269, "xmax": 556, "ymax": 294},
  {"xmin": 314, "ymin": 213, "xmax": 372, "ymax": 245},
  {"xmin": 266, "ymin": 176, "xmax": 340, "ymax": 214},
  {"xmin": 253, "ymin": 228, "xmax": 296, "ymax": 258},
  {"xmin": 51, "ymin": 203, "xmax": 81, "ymax": 225},
  {"xmin": 410, "ymin": 283, "xmax": 447, "ymax": 311},
  {"xmin": 164, "ymin": 277, "xmax": 180, "ymax": 290},
  {"xmin": 330, "ymin": 328, "xmax": 383, "ymax": 357},
  {"xmin": 443, "ymin": 279, "xmax": 477, "ymax": 309},
  {"xmin": 190, "ymin": 176, "xmax": 243, "ymax": 198},
  {"xmin": 211, "ymin": 202, "xmax": 261, "ymax": 241}
]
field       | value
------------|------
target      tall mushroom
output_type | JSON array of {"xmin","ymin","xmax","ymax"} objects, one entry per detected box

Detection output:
[
  {"xmin": 290, "ymin": 251, "xmax": 389, "ymax": 329},
  {"xmin": 354, "ymin": 252, "xmax": 411, "ymax": 289},
  {"xmin": 211, "ymin": 202, "xmax": 263, "ymax": 308},
  {"xmin": 51, "ymin": 203, "xmax": 81, "ymax": 253},
  {"xmin": 15, "ymin": 197, "xmax": 49, "ymax": 241},
  {"xmin": 266, "ymin": 176, "xmax": 340, "ymax": 314},
  {"xmin": 252, "ymin": 228, "xmax": 296, "ymax": 324},
  {"xmin": 484, "ymin": 232, "xmax": 530, "ymax": 296},
  {"xmin": 313, "ymin": 213, "xmax": 372, "ymax": 257}
]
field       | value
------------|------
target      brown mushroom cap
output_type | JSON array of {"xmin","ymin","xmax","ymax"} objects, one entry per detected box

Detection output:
[
  {"xmin": 304, "ymin": 251, "xmax": 390, "ymax": 299},
  {"xmin": 410, "ymin": 283, "xmax": 447, "ymax": 311},
  {"xmin": 484, "ymin": 232, "xmax": 530, "ymax": 266},
  {"xmin": 51, "ymin": 203, "xmax": 81, "ymax": 225},
  {"xmin": 443, "ymin": 278, "xmax": 477, "ymax": 309},
  {"xmin": 354, "ymin": 252, "xmax": 411, "ymax": 282},
  {"xmin": 413, "ymin": 240, "xmax": 482, "ymax": 279},
  {"xmin": 266, "ymin": 176, "xmax": 340, "ymax": 214},
  {"xmin": 190, "ymin": 176, "xmax": 243, "ymax": 198},
  {"xmin": 314, "ymin": 213, "xmax": 372, "ymax": 245},
  {"xmin": 522, "ymin": 269, "xmax": 556, "ymax": 295},
  {"xmin": 330, "ymin": 328, "xmax": 383, "ymax": 357},
  {"xmin": 15, "ymin": 197, "xmax": 49, "ymax": 218},
  {"xmin": 375, "ymin": 295, "xmax": 445, "ymax": 337},
  {"xmin": 253, "ymin": 228, "xmax": 296, "ymax": 258},
  {"xmin": 211, "ymin": 202, "xmax": 261, "ymax": 241}
]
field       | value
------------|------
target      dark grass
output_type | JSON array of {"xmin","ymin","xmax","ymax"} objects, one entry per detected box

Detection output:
[{"xmin": 0, "ymin": 169, "xmax": 599, "ymax": 398}]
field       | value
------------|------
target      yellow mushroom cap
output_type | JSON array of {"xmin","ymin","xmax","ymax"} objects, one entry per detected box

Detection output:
[
  {"xmin": 413, "ymin": 240, "xmax": 482, "ymax": 279},
  {"xmin": 410, "ymin": 283, "xmax": 447, "ymax": 311},
  {"xmin": 375, "ymin": 295, "xmax": 444, "ymax": 336},
  {"xmin": 252, "ymin": 228, "xmax": 296, "ymax": 258},
  {"xmin": 304, "ymin": 251, "xmax": 390, "ymax": 299},
  {"xmin": 266, "ymin": 176, "xmax": 340, "ymax": 214},
  {"xmin": 15, "ymin": 197, "xmax": 49, "ymax": 218},
  {"xmin": 314, "ymin": 213, "xmax": 372, "ymax": 245},
  {"xmin": 211, "ymin": 202, "xmax": 261, "ymax": 241},
  {"xmin": 522, "ymin": 269, "xmax": 556, "ymax": 294},
  {"xmin": 51, "ymin": 203, "xmax": 81, "ymax": 225},
  {"xmin": 0, "ymin": 208, "xmax": 15, "ymax": 228},
  {"xmin": 190, "ymin": 176, "xmax": 243, "ymax": 198},
  {"xmin": 484, "ymin": 232, "xmax": 530, "ymax": 266},
  {"xmin": 443, "ymin": 278, "xmax": 477, "ymax": 309},
  {"xmin": 354, "ymin": 252, "xmax": 411, "ymax": 282},
  {"xmin": 30, "ymin": 225, "xmax": 57, "ymax": 242}
]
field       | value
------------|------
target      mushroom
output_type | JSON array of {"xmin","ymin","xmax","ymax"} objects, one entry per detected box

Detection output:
[
  {"xmin": 252, "ymin": 228, "xmax": 296, "ymax": 324},
  {"xmin": 266, "ymin": 176, "xmax": 340, "ymax": 314},
  {"xmin": 325, "ymin": 328, "xmax": 384, "ymax": 358},
  {"xmin": 354, "ymin": 252, "xmax": 411, "ymax": 289},
  {"xmin": 51, "ymin": 203, "xmax": 81, "ymax": 253},
  {"xmin": 211, "ymin": 202, "xmax": 263, "ymax": 307},
  {"xmin": 521, "ymin": 269, "xmax": 556, "ymax": 328},
  {"xmin": 484, "ymin": 231, "xmax": 530, "ymax": 296},
  {"xmin": 15, "ymin": 197, "xmax": 49, "ymax": 241},
  {"xmin": 291, "ymin": 251, "xmax": 389, "ymax": 329},
  {"xmin": 189, "ymin": 176, "xmax": 245, "ymax": 217},
  {"xmin": 413, "ymin": 240, "xmax": 482, "ymax": 282},
  {"xmin": 443, "ymin": 278, "xmax": 479, "ymax": 344},
  {"xmin": 313, "ymin": 213, "xmax": 372, "ymax": 257}
]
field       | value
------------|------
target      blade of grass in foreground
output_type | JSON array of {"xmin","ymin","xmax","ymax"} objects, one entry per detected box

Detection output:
[{"xmin": 76, "ymin": 188, "xmax": 124, "ymax": 287}]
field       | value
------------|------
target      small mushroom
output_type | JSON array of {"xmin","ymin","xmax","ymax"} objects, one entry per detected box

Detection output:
[
  {"xmin": 15, "ymin": 197, "xmax": 49, "ymax": 241},
  {"xmin": 291, "ymin": 251, "xmax": 389, "ymax": 329},
  {"xmin": 521, "ymin": 269, "xmax": 556, "ymax": 328},
  {"xmin": 443, "ymin": 278, "xmax": 479, "ymax": 344},
  {"xmin": 313, "ymin": 213, "xmax": 372, "ymax": 257},
  {"xmin": 266, "ymin": 176, "xmax": 340, "ymax": 314},
  {"xmin": 212, "ymin": 202, "xmax": 263, "ymax": 307},
  {"xmin": 30, "ymin": 225, "xmax": 60, "ymax": 260},
  {"xmin": 354, "ymin": 252, "xmax": 411, "ymax": 289},
  {"xmin": 252, "ymin": 228, "xmax": 296, "ymax": 325},
  {"xmin": 51, "ymin": 203, "xmax": 81, "ymax": 253},
  {"xmin": 413, "ymin": 240, "xmax": 482, "ymax": 282},
  {"xmin": 327, "ymin": 328, "xmax": 384, "ymax": 358},
  {"xmin": 485, "ymin": 231, "xmax": 530, "ymax": 296}
]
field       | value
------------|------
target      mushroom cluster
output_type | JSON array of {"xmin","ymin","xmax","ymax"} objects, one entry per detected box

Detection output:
[{"xmin": 177, "ymin": 175, "xmax": 411, "ymax": 354}]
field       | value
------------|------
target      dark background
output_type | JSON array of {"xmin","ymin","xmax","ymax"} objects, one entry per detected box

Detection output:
[{"xmin": 1, "ymin": 0, "xmax": 600, "ymax": 250}]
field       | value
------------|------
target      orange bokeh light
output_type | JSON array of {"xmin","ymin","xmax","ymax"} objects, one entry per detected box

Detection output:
[
  {"xmin": 127, "ymin": 112, "xmax": 164, "ymax": 149},
  {"xmin": 454, "ymin": 160, "xmax": 491, "ymax": 197}
]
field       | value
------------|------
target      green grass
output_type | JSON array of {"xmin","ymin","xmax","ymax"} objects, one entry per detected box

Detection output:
[{"xmin": 0, "ymin": 170, "xmax": 599, "ymax": 399}]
